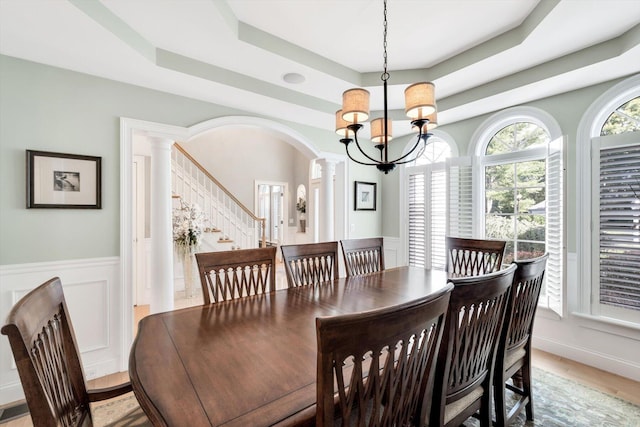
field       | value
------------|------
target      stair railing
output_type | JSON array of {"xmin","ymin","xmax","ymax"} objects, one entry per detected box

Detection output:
[{"xmin": 171, "ymin": 143, "xmax": 266, "ymax": 249}]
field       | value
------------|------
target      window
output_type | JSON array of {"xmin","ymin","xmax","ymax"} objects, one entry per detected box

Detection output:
[
  {"xmin": 591, "ymin": 96, "xmax": 640, "ymax": 321},
  {"xmin": 577, "ymin": 75, "xmax": 640, "ymax": 326},
  {"xmin": 473, "ymin": 108, "xmax": 564, "ymax": 315},
  {"xmin": 405, "ymin": 136, "xmax": 455, "ymax": 269},
  {"xmin": 484, "ymin": 123, "xmax": 548, "ymax": 264}
]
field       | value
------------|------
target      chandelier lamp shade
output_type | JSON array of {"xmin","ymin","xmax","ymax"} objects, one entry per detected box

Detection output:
[{"xmin": 336, "ymin": 0, "xmax": 438, "ymax": 174}]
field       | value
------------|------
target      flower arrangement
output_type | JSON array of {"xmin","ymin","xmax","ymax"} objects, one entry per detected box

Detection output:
[
  {"xmin": 172, "ymin": 200, "xmax": 206, "ymax": 254},
  {"xmin": 296, "ymin": 197, "xmax": 306, "ymax": 214}
]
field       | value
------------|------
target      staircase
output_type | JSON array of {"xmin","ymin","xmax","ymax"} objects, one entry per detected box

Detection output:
[{"xmin": 171, "ymin": 143, "xmax": 266, "ymax": 252}]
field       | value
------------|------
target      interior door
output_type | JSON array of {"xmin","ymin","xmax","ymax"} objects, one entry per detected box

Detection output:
[{"xmin": 256, "ymin": 182, "xmax": 286, "ymax": 245}]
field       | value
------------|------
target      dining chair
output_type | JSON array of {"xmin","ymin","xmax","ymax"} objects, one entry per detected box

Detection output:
[
  {"xmin": 430, "ymin": 264, "xmax": 516, "ymax": 427},
  {"xmin": 1, "ymin": 277, "xmax": 148, "ymax": 427},
  {"xmin": 316, "ymin": 285, "xmax": 453, "ymax": 426},
  {"xmin": 195, "ymin": 246, "xmax": 277, "ymax": 304},
  {"xmin": 280, "ymin": 241, "xmax": 339, "ymax": 287},
  {"xmin": 340, "ymin": 237, "xmax": 385, "ymax": 277},
  {"xmin": 494, "ymin": 254, "xmax": 548, "ymax": 425},
  {"xmin": 445, "ymin": 236, "xmax": 506, "ymax": 277}
]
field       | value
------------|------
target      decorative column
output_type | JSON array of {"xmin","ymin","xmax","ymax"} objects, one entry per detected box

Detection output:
[
  {"xmin": 150, "ymin": 137, "xmax": 174, "ymax": 313},
  {"xmin": 318, "ymin": 158, "xmax": 336, "ymax": 242}
]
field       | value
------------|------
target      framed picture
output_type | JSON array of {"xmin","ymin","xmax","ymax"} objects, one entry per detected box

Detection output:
[
  {"xmin": 354, "ymin": 181, "xmax": 376, "ymax": 211},
  {"xmin": 26, "ymin": 150, "xmax": 102, "ymax": 209}
]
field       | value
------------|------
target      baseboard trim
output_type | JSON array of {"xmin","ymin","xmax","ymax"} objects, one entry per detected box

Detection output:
[{"xmin": 533, "ymin": 336, "xmax": 640, "ymax": 382}]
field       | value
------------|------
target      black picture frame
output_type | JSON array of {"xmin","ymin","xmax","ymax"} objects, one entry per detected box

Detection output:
[
  {"xmin": 354, "ymin": 181, "xmax": 376, "ymax": 211},
  {"xmin": 26, "ymin": 150, "xmax": 102, "ymax": 209}
]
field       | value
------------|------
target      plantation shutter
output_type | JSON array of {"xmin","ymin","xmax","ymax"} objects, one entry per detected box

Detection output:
[
  {"xmin": 593, "ymin": 132, "xmax": 640, "ymax": 311},
  {"xmin": 408, "ymin": 171, "xmax": 426, "ymax": 267},
  {"xmin": 447, "ymin": 157, "xmax": 473, "ymax": 239},
  {"xmin": 545, "ymin": 136, "xmax": 565, "ymax": 316},
  {"xmin": 431, "ymin": 168, "xmax": 447, "ymax": 269}
]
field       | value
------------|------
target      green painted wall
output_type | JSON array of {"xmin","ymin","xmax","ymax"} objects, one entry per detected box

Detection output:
[{"xmin": 0, "ymin": 55, "xmax": 344, "ymax": 265}]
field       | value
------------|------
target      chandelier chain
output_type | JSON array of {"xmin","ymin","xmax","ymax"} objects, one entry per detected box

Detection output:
[{"xmin": 382, "ymin": 0, "xmax": 389, "ymax": 81}]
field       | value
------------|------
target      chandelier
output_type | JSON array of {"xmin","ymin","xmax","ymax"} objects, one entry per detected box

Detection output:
[{"xmin": 336, "ymin": 0, "xmax": 437, "ymax": 174}]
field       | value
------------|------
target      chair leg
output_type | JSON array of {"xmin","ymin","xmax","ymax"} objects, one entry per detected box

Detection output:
[
  {"xmin": 480, "ymin": 390, "xmax": 492, "ymax": 427},
  {"xmin": 493, "ymin": 370, "xmax": 508, "ymax": 427},
  {"xmin": 522, "ymin": 359, "xmax": 534, "ymax": 420}
]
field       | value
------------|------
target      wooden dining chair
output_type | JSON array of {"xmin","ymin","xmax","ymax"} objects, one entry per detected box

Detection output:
[
  {"xmin": 430, "ymin": 264, "xmax": 516, "ymax": 427},
  {"xmin": 340, "ymin": 237, "xmax": 385, "ymax": 277},
  {"xmin": 494, "ymin": 254, "xmax": 548, "ymax": 426},
  {"xmin": 280, "ymin": 241, "xmax": 339, "ymax": 287},
  {"xmin": 195, "ymin": 246, "xmax": 277, "ymax": 304},
  {"xmin": 445, "ymin": 236, "xmax": 506, "ymax": 277},
  {"xmin": 1, "ymin": 277, "xmax": 148, "ymax": 427},
  {"xmin": 316, "ymin": 285, "xmax": 453, "ymax": 426}
]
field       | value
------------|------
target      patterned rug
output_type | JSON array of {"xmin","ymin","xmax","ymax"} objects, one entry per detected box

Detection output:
[
  {"xmin": 91, "ymin": 394, "xmax": 150, "ymax": 426},
  {"xmin": 6, "ymin": 367, "xmax": 639, "ymax": 426},
  {"xmin": 464, "ymin": 367, "xmax": 640, "ymax": 427}
]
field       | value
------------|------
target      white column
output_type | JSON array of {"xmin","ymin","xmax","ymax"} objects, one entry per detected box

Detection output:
[
  {"xmin": 318, "ymin": 159, "xmax": 336, "ymax": 242},
  {"xmin": 150, "ymin": 138, "xmax": 174, "ymax": 313}
]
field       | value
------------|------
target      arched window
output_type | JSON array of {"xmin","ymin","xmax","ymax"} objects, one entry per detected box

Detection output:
[
  {"xmin": 601, "ymin": 97, "xmax": 640, "ymax": 136},
  {"xmin": 580, "ymin": 87, "xmax": 640, "ymax": 322},
  {"xmin": 404, "ymin": 134, "xmax": 456, "ymax": 269},
  {"xmin": 472, "ymin": 107, "xmax": 563, "ymax": 315},
  {"xmin": 483, "ymin": 122, "xmax": 549, "ymax": 264}
]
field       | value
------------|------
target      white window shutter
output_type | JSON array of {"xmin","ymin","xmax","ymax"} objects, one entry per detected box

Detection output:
[
  {"xmin": 446, "ymin": 157, "xmax": 473, "ymax": 239},
  {"xmin": 592, "ymin": 132, "xmax": 640, "ymax": 313},
  {"xmin": 408, "ymin": 171, "xmax": 426, "ymax": 267},
  {"xmin": 545, "ymin": 136, "xmax": 565, "ymax": 316},
  {"xmin": 431, "ymin": 168, "xmax": 447, "ymax": 269}
]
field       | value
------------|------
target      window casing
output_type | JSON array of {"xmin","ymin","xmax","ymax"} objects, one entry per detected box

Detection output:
[
  {"xmin": 482, "ymin": 123, "xmax": 549, "ymax": 264},
  {"xmin": 472, "ymin": 109, "xmax": 564, "ymax": 315}
]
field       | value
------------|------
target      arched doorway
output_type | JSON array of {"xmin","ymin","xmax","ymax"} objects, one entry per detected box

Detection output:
[{"xmin": 119, "ymin": 116, "xmax": 346, "ymax": 370}]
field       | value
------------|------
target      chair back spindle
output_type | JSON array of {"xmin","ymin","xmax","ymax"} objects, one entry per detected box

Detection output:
[
  {"xmin": 317, "ymin": 286, "xmax": 452, "ymax": 426},
  {"xmin": 445, "ymin": 236, "xmax": 506, "ymax": 277},
  {"xmin": 281, "ymin": 242, "xmax": 339, "ymax": 287},
  {"xmin": 196, "ymin": 247, "xmax": 277, "ymax": 304},
  {"xmin": 494, "ymin": 254, "xmax": 548, "ymax": 425},
  {"xmin": 2, "ymin": 277, "xmax": 146, "ymax": 426},
  {"xmin": 340, "ymin": 237, "xmax": 385, "ymax": 277},
  {"xmin": 431, "ymin": 264, "xmax": 516, "ymax": 427}
]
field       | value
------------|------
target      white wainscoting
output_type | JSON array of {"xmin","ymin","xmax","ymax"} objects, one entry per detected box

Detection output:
[
  {"xmin": 532, "ymin": 252, "xmax": 640, "ymax": 381},
  {"xmin": 382, "ymin": 236, "xmax": 401, "ymax": 268},
  {"xmin": 0, "ymin": 257, "xmax": 125, "ymax": 405}
]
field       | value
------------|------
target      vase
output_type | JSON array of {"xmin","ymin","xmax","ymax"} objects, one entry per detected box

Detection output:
[{"xmin": 181, "ymin": 248, "xmax": 197, "ymax": 298}]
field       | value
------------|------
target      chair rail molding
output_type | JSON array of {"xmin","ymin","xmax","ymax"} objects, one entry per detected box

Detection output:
[{"xmin": 0, "ymin": 257, "xmax": 121, "ymax": 404}]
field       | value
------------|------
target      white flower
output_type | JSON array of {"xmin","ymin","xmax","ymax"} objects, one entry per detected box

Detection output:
[{"xmin": 172, "ymin": 201, "xmax": 206, "ymax": 253}]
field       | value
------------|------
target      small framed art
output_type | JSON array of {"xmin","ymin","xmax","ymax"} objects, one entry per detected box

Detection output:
[
  {"xmin": 354, "ymin": 181, "xmax": 376, "ymax": 211},
  {"xmin": 26, "ymin": 150, "xmax": 102, "ymax": 209}
]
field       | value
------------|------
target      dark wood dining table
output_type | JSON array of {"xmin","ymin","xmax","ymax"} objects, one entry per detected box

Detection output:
[{"xmin": 129, "ymin": 266, "xmax": 451, "ymax": 427}]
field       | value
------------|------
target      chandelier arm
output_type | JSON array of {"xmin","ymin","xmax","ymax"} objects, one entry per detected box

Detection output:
[
  {"xmin": 350, "ymin": 127, "xmax": 385, "ymax": 165},
  {"xmin": 390, "ymin": 141, "xmax": 429, "ymax": 165},
  {"xmin": 385, "ymin": 132, "xmax": 430, "ymax": 164},
  {"xmin": 343, "ymin": 142, "xmax": 381, "ymax": 166}
]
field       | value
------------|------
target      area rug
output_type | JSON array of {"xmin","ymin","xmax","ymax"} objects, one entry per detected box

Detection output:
[
  {"xmin": 464, "ymin": 367, "xmax": 640, "ymax": 427},
  {"xmin": 91, "ymin": 394, "xmax": 150, "ymax": 426},
  {"xmin": 6, "ymin": 368, "xmax": 639, "ymax": 426}
]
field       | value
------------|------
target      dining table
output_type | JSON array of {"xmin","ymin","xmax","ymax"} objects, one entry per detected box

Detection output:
[{"xmin": 129, "ymin": 266, "xmax": 451, "ymax": 427}]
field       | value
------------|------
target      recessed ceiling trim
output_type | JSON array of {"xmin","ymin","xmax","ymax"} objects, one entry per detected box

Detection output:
[
  {"xmin": 156, "ymin": 49, "xmax": 339, "ymax": 114},
  {"xmin": 69, "ymin": 0, "xmax": 156, "ymax": 62},
  {"xmin": 438, "ymin": 26, "xmax": 640, "ymax": 112},
  {"xmin": 238, "ymin": 21, "xmax": 361, "ymax": 85}
]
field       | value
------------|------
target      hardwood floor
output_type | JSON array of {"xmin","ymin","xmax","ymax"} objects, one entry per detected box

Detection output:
[{"xmin": 2, "ymin": 273, "xmax": 638, "ymax": 427}]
